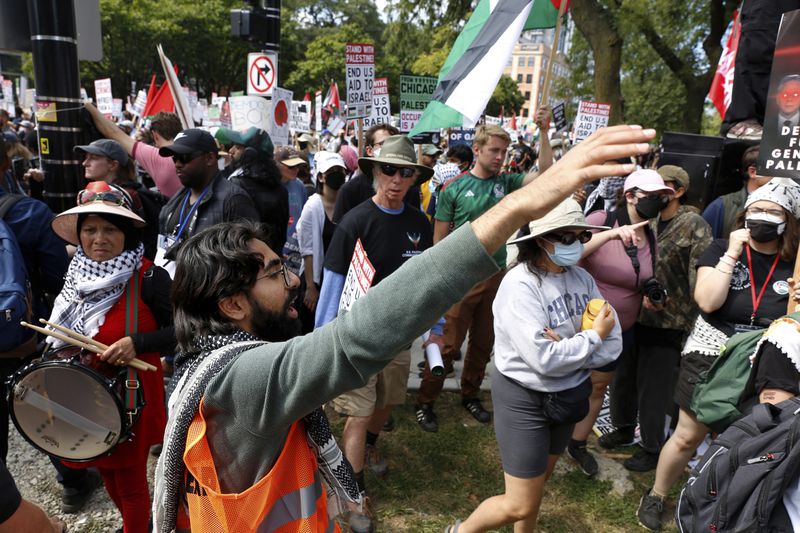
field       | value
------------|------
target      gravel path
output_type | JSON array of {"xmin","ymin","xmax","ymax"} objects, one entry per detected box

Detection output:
[{"xmin": 6, "ymin": 424, "xmax": 158, "ymax": 533}]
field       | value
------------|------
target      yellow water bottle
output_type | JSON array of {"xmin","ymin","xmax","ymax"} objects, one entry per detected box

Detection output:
[{"xmin": 581, "ymin": 299, "xmax": 608, "ymax": 331}]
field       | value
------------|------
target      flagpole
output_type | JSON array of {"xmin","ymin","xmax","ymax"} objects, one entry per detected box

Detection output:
[{"xmin": 539, "ymin": 0, "xmax": 568, "ymax": 106}]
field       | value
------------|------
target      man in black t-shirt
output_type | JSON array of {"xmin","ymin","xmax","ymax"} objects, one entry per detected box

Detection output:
[{"xmin": 315, "ymin": 135, "xmax": 433, "ymax": 501}]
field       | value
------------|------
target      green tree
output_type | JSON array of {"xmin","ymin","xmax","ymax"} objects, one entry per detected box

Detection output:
[{"xmin": 485, "ymin": 75, "xmax": 525, "ymax": 117}]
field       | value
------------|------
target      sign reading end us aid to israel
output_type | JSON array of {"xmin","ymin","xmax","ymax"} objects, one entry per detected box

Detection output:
[
  {"xmin": 345, "ymin": 43, "xmax": 375, "ymax": 119},
  {"xmin": 363, "ymin": 77, "xmax": 390, "ymax": 128},
  {"xmin": 573, "ymin": 100, "xmax": 611, "ymax": 144},
  {"xmin": 400, "ymin": 75, "xmax": 437, "ymax": 133}
]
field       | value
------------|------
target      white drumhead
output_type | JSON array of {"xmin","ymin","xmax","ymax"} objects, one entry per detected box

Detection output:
[{"xmin": 10, "ymin": 363, "xmax": 124, "ymax": 461}]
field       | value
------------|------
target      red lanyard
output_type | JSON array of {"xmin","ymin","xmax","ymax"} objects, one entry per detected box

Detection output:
[{"xmin": 745, "ymin": 245, "xmax": 781, "ymax": 325}]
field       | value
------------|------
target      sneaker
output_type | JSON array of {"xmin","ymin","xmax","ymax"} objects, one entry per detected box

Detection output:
[
  {"xmin": 444, "ymin": 519, "xmax": 462, "ymax": 533},
  {"xmin": 725, "ymin": 119, "xmax": 763, "ymax": 140},
  {"xmin": 348, "ymin": 495, "xmax": 375, "ymax": 533},
  {"xmin": 567, "ymin": 443, "xmax": 598, "ymax": 477},
  {"xmin": 624, "ymin": 448, "xmax": 660, "ymax": 472},
  {"xmin": 637, "ymin": 492, "xmax": 665, "ymax": 531},
  {"xmin": 462, "ymin": 398, "xmax": 491, "ymax": 424},
  {"xmin": 364, "ymin": 444, "xmax": 388, "ymax": 477},
  {"xmin": 415, "ymin": 403, "xmax": 439, "ymax": 433},
  {"xmin": 62, "ymin": 470, "xmax": 102, "ymax": 513},
  {"xmin": 382, "ymin": 414, "xmax": 395, "ymax": 432},
  {"xmin": 598, "ymin": 427, "xmax": 636, "ymax": 449}
]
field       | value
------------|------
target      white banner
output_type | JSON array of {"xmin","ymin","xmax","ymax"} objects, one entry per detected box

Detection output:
[
  {"xmin": 345, "ymin": 43, "xmax": 375, "ymax": 119},
  {"xmin": 573, "ymin": 100, "xmax": 611, "ymax": 144},
  {"xmin": 363, "ymin": 77, "xmax": 390, "ymax": 128},
  {"xmin": 315, "ymin": 91, "xmax": 323, "ymax": 131},
  {"xmin": 94, "ymin": 78, "xmax": 113, "ymax": 117},
  {"xmin": 228, "ymin": 95, "xmax": 271, "ymax": 132},
  {"xmin": 289, "ymin": 100, "xmax": 312, "ymax": 132},
  {"xmin": 270, "ymin": 87, "xmax": 293, "ymax": 146}
]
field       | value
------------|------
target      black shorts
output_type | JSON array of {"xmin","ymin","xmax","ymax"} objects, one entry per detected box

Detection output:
[{"xmin": 674, "ymin": 351, "xmax": 718, "ymax": 414}]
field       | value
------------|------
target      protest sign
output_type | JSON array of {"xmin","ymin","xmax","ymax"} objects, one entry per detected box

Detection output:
[
  {"xmin": 228, "ymin": 95, "xmax": 271, "ymax": 132},
  {"xmin": 364, "ymin": 77, "xmax": 391, "ymax": 128},
  {"xmin": 132, "ymin": 89, "xmax": 147, "ymax": 116},
  {"xmin": 315, "ymin": 91, "xmax": 323, "ymax": 131},
  {"xmin": 448, "ymin": 128, "xmax": 475, "ymax": 148},
  {"xmin": 552, "ymin": 102, "xmax": 567, "ymax": 131},
  {"xmin": 290, "ymin": 100, "xmax": 311, "ymax": 132},
  {"xmin": 111, "ymin": 98, "xmax": 123, "ymax": 119},
  {"xmin": 758, "ymin": 9, "xmax": 800, "ymax": 178},
  {"xmin": 400, "ymin": 75, "xmax": 436, "ymax": 133},
  {"xmin": 271, "ymin": 87, "xmax": 293, "ymax": 146},
  {"xmin": 572, "ymin": 100, "xmax": 611, "ymax": 144},
  {"xmin": 483, "ymin": 115, "xmax": 502, "ymax": 126},
  {"xmin": 1, "ymin": 78, "xmax": 13, "ymax": 108},
  {"xmin": 345, "ymin": 43, "xmax": 375, "ymax": 119},
  {"xmin": 94, "ymin": 78, "xmax": 113, "ymax": 118},
  {"xmin": 338, "ymin": 239, "xmax": 375, "ymax": 313}
]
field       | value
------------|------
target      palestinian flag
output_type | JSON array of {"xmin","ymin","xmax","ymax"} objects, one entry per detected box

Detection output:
[
  {"xmin": 409, "ymin": 0, "xmax": 569, "ymax": 136},
  {"xmin": 323, "ymin": 81, "xmax": 341, "ymax": 114}
]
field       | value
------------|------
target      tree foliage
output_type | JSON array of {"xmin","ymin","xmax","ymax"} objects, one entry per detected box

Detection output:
[{"xmin": 486, "ymin": 75, "xmax": 526, "ymax": 117}]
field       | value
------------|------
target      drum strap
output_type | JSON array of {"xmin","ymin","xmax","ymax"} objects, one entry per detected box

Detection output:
[{"xmin": 124, "ymin": 272, "xmax": 142, "ymax": 421}]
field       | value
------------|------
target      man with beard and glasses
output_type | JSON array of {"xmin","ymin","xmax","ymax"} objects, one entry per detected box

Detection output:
[
  {"xmin": 152, "ymin": 124, "xmax": 656, "ymax": 533},
  {"xmin": 155, "ymin": 129, "xmax": 259, "ymax": 277}
]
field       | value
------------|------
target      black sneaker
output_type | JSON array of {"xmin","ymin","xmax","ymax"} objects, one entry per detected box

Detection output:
[
  {"xmin": 567, "ymin": 443, "xmax": 598, "ymax": 477},
  {"xmin": 62, "ymin": 470, "xmax": 102, "ymax": 514},
  {"xmin": 637, "ymin": 491, "xmax": 664, "ymax": 531},
  {"xmin": 624, "ymin": 448, "xmax": 660, "ymax": 472},
  {"xmin": 598, "ymin": 427, "xmax": 636, "ymax": 449},
  {"xmin": 415, "ymin": 403, "xmax": 439, "ymax": 433},
  {"xmin": 382, "ymin": 414, "xmax": 395, "ymax": 432},
  {"xmin": 462, "ymin": 399, "xmax": 491, "ymax": 424}
]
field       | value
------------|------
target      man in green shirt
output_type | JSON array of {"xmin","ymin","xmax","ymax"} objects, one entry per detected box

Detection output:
[{"xmin": 415, "ymin": 124, "xmax": 543, "ymax": 431}]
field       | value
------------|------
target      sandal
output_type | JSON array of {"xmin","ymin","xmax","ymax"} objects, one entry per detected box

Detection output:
[{"xmin": 444, "ymin": 519, "xmax": 461, "ymax": 533}]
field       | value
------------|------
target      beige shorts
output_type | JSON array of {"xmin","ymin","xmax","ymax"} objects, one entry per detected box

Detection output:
[{"xmin": 330, "ymin": 349, "xmax": 411, "ymax": 417}]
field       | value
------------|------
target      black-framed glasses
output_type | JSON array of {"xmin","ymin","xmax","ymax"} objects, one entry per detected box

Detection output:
[
  {"xmin": 545, "ymin": 230, "xmax": 592, "ymax": 246},
  {"xmin": 379, "ymin": 163, "xmax": 416, "ymax": 179},
  {"xmin": 257, "ymin": 262, "xmax": 292, "ymax": 287},
  {"xmin": 172, "ymin": 151, "xmax": 204, "ymax": 165}
]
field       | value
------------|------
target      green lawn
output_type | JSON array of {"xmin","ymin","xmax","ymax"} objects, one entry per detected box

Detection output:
[{"xmin": 328, "ymin": 392, "xmax": 686, "ymax": 532}]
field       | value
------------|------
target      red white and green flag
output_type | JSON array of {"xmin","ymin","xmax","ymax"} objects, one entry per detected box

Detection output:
[{"xmin": 409, "ymin": 0, "xmax": 568, "ymax": 136}]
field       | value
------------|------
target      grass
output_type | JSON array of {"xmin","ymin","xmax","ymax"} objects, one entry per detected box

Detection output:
[{"xmin": 327, "ymin": 391, "xmax": 687, "ymax": 532}]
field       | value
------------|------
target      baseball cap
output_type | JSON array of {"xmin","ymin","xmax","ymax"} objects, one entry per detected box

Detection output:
[
  {"xmin": 422, "ymin": 144, "xmax": 442, "ymax": 157},
  {"xmin": 508, "ymin": 199, "xmax": 611, "ymax": 245},
  {"xmin": 275, "ymin": 146, "xmax": 306, "ymax": 167},
  {"xmin": 623, "ymin": 169, "xmax": 673, "ymax": 194},
  {"xmin": 657, "ymin": 165, "xmax": 690, "ymax": 192},
  {"xmin": 215, "ymin": 127, "xmax": 274, "ymax": 156},
  {"xmin": 74, "ymin": 139, "xmax": 129, "ymax": 166},
  {"xmin": 158, "ymin": 128, "xmax": 218, "ymax": 157},
  {"xmin": 315, "ymin": 151, "xmax": 346, "ymax": 174}
]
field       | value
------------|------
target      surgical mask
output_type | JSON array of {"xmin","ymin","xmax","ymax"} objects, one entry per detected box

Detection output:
[
  {"xmin": 545, "ymin": 240, "xmax": 584, "ymax": 266},
  {"xmin": 635, "ymin": 196, "xmax": 667, "ymax": 220},
  {"xmin": 371, "ymin": 147, "xmax": 381, "ymax": 158},
  {"xmin": 324, "ymin": 170, "xmax": 346, "ymax": 190},
  {"xmin": 746, "ymin": 213, "xmax": 785, "ymax": 242}
]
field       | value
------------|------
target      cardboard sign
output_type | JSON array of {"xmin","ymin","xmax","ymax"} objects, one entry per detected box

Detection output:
[
  {"xmin": 363, "ymin": 77, "xmax": 391, "ymax": 128},
  {"xmin": 448, "ymin": 128, "xmax": 475, "ymax": 147},
  {"xmin": 247, "ymin": 52, "xmax": 277, "ymax": 96},
  {"xmin": 338, "ymin": 239, "xmax": 375, "ymax": 313},
  {"xmin": 94, "ymin": 78, "xmax": 113, "ymax": 117},
  {"xmin": 400, "ymin": 75, "xmax": 436, "ymax": 133},
  {"xmin": 345, "ymin": 43, "xmax": 375, "ymax": 119},
  {"xmin": 552, "ymin": 102, "xmax": 567, "ymax": 131},
  {"xmin": 315, "ymin": 91, "xmax": 323, "ymax": 131},
  {"xmin": 228, "ymin": 95, "xmax": 271, "ymax": 132},
  {"xmin": 573, "ymin": 100, "xmax": 611, "ymax": 144},
  {"xmin": 758, "ymin": 9, "xmax": 800, "ymax": 178},
  {"xmin": 290, "ymin": 100, "xmax": 311, "ymax": 132},
  {"xmin": 270, "ymin": 87, "xmax": 293, "ymax": 146}
]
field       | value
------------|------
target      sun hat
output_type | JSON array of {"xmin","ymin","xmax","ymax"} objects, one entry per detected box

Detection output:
[
  {"xmin": 508, "ymin": 199, "xmax": 611, "ymax": 245},
  {"xmin": 315, "ymin": 151, "xmax": 346, "ymax": 174},
  {"xmin": 74, "ymin": 139, "xmax": 129, "ymax": 166},
  {"xmin": 52, "ymin": 182, "xmax": 145, "ymax": 245},
  {"xmin": 657, "ymin": 165, "xmax": 690, "ymax": 192},
  {"xmin": 623, "ymin": 169, "xmax": 674, "ymax": 194},
  {"xmin": 745, "ymin": 177, "xmax": 800, "ymax": 218},
  {"xmin": 358, "ymin": 135, "xmax": 434, "ymax": 184},
  {"xmin": 421, "ymin": 144, "xmax": 443, "ymax": 157},
  {"xmin": 275, "ymin": 146, "xmax": 307, "ymax": 167}
]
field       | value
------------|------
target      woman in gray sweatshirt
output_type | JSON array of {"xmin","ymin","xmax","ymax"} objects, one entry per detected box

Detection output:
[{"xmin": 447, "ymin": 199, "xmax": 623, "ymax": 533}]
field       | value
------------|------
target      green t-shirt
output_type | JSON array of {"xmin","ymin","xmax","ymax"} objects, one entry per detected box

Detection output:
[{"xmin": 435, "ymin": 171, "xmax": 525, "ymax": 267}]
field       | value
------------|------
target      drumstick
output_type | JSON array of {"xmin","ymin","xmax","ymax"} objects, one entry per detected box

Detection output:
[{"xmin": 20, "ymin": 322, "xmax": 155, "ymax": 372}]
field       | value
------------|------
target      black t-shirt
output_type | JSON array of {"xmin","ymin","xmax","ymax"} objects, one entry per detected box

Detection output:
[
  {"xmin": 0, "ymin": 461, "xmax": 21, "ymax": 524},
  {"xmin": 325, "ymin": 200, "xmax": 433, "ymax": 286},
  {"xmin": 332, "ymin": 171, "xmax": 421, "ymax": 224},
  {"xmin": 322, "ymin": 213, "xmax": 336, "ymax": 255},
  {"xmin": 696, "ymin": 239, "xmax": 793, "ymax": 335},
  {"xmin": 754, "ymin": 341, "xmax": 800, "ymax": 395}
]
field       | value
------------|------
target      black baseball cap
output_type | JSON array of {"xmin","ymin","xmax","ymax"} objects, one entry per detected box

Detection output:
[
  {"xmin": 158, "ymin": 128, "xmax": 218, "ymax": 157},
  {"xmin": 74, "ymin": 139, "xmax": 129, "ymax": 166}
]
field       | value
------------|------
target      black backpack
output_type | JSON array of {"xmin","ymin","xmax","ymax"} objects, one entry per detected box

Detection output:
[{"xmin": 676, "ymin": 397, "xmax": 800, "ymax": 533}]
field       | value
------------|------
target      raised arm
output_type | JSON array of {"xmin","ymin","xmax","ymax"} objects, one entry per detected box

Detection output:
[{"xmin": 84, "ymin": 103, "xmax": 135, "ymax": 154}]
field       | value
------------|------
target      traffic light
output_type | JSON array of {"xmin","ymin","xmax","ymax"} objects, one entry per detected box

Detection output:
[{"xmin": 231, "ymin": 0, "xmax": 280, "ymax": 52}]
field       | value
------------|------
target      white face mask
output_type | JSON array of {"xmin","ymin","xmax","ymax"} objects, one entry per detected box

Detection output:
[
  {"xmin": 217, "ymin": 158, "xmax": 226, "ymax": 171},
  {"xmin": 371, "ymin": 147, "xmax": 381, "ymax": 158}
]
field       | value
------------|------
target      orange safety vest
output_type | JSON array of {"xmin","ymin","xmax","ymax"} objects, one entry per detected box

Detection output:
[{"xmin": 177, "ymin": 399, "xmax": 340, "ymax": 533}]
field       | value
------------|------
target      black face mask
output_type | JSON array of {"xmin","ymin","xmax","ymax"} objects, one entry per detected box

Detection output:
[
  {"xmin": 635, "ymin": 196, "xmax": 667, "ymax": 220},
  {"xmin": 324, "ymin": 171, "xmax": 346, "ymax": 190},
  {"xmin": 746, "ymin": 219, "xmax": 782, "ymax": 243}
]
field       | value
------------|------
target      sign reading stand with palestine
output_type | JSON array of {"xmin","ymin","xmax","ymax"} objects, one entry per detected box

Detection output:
[
  {"xmin": 338, "ymin": 239, "xmax": 375, "ymax": 313},
  {"xmin": 400, "ymin": 75, "xmax": 437, "ymax": 135},
  {"xmin": 345, "ymin": 43, "xmax": 375, "ymax": 119},
  {"xmin": 363, "ymin": 77, "xmax": 391, "ymax": 128},
  {"xmin": 758, "ymin": 8, "xmax": 800, "ymax": 179},
  {"xmin": 572, "ymin": 100, "xmax": 611, "ymax": 144},
  {"xmin": 94, "ymin": 78, "xmax": 113, "ymax": 118}
]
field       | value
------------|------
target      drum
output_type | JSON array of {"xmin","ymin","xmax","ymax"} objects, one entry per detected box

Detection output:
[{"xmin": 7, "ymin": 346, "xmax": 142, "ymax": 461}]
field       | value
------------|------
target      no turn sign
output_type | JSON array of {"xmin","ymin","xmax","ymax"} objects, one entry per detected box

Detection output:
[{"xmin": 247, "ymin": 52, "xmax": 277, "ymax": 96}]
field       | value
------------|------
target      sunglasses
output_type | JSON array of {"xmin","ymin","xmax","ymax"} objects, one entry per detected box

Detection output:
[
  {"xmin": 76, "ymin": 190, "xmax": 127, "ymax": 207},
  {"xmin": 379, "ymin": 163, "xmax": 416, "ymax": 179},
  {"xmin": 172, "ymin": 151, "xmax": 205, "ymax": 165},
  {"xmin": 545, "ymin": 230, "xmax": 592, "ymax": 245}
]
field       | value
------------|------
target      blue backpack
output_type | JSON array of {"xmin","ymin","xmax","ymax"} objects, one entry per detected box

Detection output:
[{"xmin": 0, "ymin": 194, "xmax": 35, "ymax": 357}]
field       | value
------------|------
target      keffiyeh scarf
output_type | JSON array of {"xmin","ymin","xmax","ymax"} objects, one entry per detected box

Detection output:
[{"xmin": 47, "ymin": 243, "xmax": 144, "ymax": 348}]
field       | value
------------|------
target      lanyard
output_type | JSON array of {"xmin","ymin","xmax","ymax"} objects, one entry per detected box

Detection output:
[
  {"xmin": 174, "ymin": 185, "xmax": 209, "ymax": 241},
  {"xmin": 745, "ymin": 245, "xmax": 781, "ymax": 325}
]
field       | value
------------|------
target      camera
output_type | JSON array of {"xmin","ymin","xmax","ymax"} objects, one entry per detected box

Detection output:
[{"xmin": 642, "ymin": 278, "xmax": 667, "ymax": 306}]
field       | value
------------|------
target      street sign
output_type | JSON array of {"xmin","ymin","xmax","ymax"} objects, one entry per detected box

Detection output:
[
  {"xmin": 247, "ymin": 52, "xmax": 277, "ymax": 96},
  {"xmin": 363, "ymin": 77, "xmax": 390, "ymax": 128},
  {"xmin": 345, "ymin": 43, "xmax": 375, "ymax": 119},
  {"xmin": 400, "ymin": 75, "xmax": 436, "ymax": 133}
]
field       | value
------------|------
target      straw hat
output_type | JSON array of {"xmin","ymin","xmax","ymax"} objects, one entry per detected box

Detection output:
[{"xmin": 52, "ymin": 183, "xmax": 145, "ymax": 245}]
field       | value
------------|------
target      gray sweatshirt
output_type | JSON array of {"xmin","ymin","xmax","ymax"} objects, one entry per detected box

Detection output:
[
  {"xmin": 493, "ymin": 263, "xmax": 622, "ymax": 392},
  {"xmin": 202, "ymin": 224, "xmax": 499, "ymax": 493}
]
